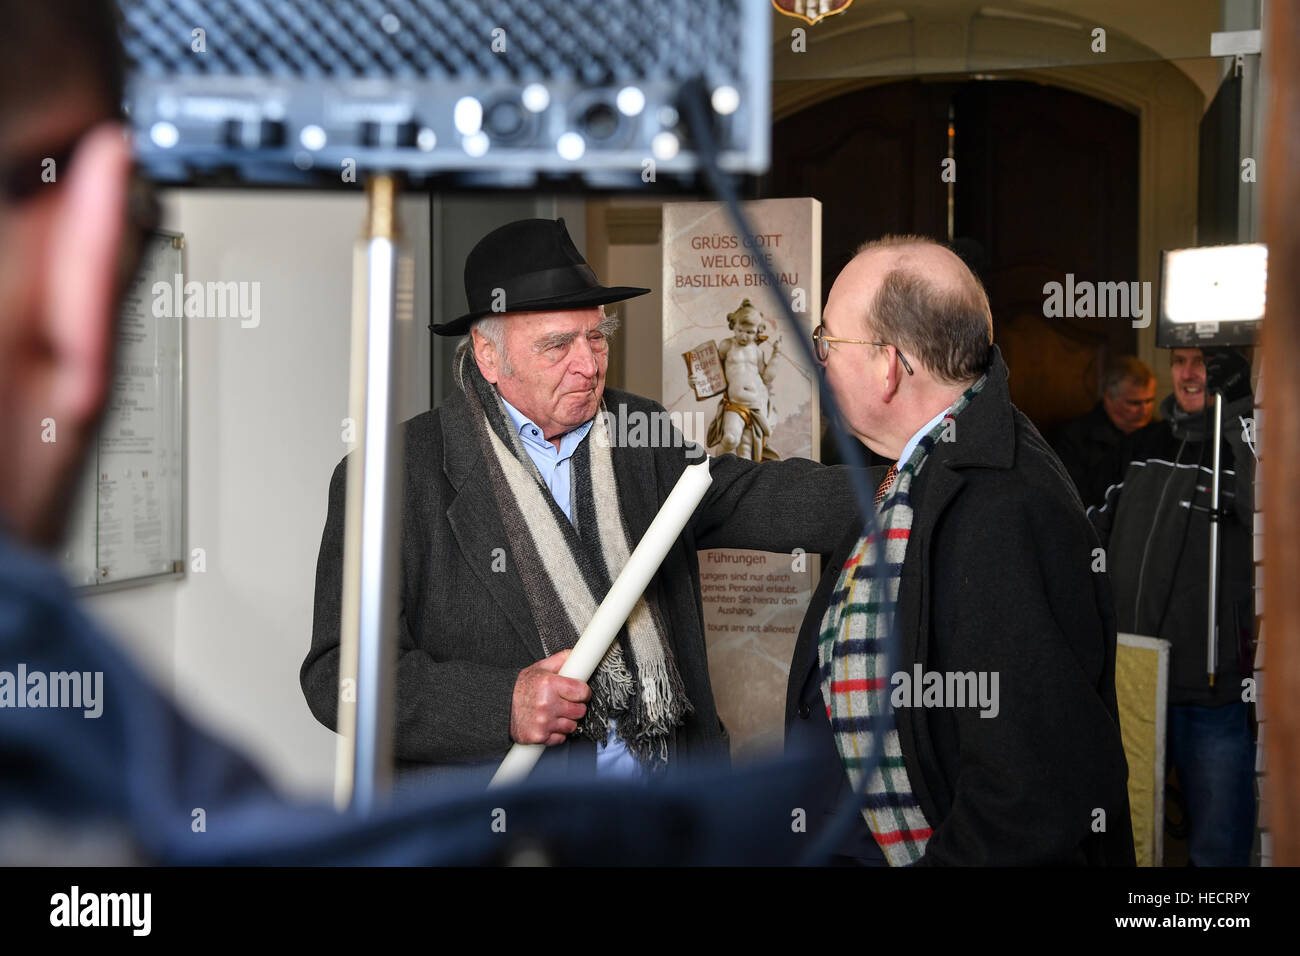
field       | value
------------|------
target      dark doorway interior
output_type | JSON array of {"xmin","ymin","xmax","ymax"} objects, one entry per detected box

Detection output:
[{"xmin": 763, "ymin": 79, "xmax": 1140, "ymax": 435}]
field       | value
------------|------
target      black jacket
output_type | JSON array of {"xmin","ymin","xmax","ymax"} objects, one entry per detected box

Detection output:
[
  {"xmin": 304, "ymin": 386, "xmax": 855, "ymax": 780},
  {"xmin": 786, "ymin": 347, "xmax": 1136, "ymax": 865},
  {"xmin": 1050, "ymin": 401, "xmax": 1127, "ymax": 509},
  {"xmin": 1089, "ymin": 393, "xmax": 1256, "ymax": 707}
]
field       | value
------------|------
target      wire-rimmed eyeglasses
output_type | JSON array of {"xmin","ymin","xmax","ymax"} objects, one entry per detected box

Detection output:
[{"xmin": 812, "ymin": 323, "xmax": 914, "ymax": 375}]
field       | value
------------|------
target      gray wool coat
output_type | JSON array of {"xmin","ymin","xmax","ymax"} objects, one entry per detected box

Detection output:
[{"xmin": 302, "ymin": 385, "xmax": 856, "ymax": 780}]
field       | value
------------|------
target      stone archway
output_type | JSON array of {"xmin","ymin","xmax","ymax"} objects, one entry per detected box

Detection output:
[{"xmin": 769, "ymin": 2, "xmax": 1206, "ymax": 395}]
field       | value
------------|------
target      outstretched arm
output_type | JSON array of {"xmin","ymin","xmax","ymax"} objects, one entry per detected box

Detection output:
[{"xmin": 652, "ymin": 410, "xmax": 870, "ymax": 555}]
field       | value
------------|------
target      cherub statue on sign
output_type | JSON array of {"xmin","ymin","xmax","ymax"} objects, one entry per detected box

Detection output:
[{"xmin": 706, "ymin": 298, "xmax": 782, "ymax": 461}]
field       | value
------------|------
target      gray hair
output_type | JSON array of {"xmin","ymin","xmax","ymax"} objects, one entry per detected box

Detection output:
[
  {"xmin": 453, "ymin": 315, "xmax": 508, "ymax": 391},
  {"xmin": 1102, "ymin": 355, "xmax": 1154, "ymax": 398},
  {"xmin": 452, "ymin": 306, "xmax": 618, "ymax": 391}
]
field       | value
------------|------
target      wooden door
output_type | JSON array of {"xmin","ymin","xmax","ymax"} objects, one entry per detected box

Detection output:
[
  {"xmin": 955, "ymin": 81, "xmax": 1139, "ymax": 429},
  {"xmin": 765, "ymin": 79, "xmax": 1140, "ymax": 433}
]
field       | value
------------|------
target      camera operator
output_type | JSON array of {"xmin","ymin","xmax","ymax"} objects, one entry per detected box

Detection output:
[{"xmin": 1089, "ymin": 346, "xmax": 1257, "ymax": 866}]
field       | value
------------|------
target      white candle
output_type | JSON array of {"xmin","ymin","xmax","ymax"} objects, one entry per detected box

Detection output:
[{"xmin": 489, "ymin": 456, "xmax": 714, "ymax": 788}]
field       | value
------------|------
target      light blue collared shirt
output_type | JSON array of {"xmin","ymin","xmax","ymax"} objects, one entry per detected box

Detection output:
[
  {"xmin": 897, "ymin": 408, "xmax": 951, "ymax": 472},
  {"xmin": 498, "ymin": 395, "xmax": 643, "ymax": 781},
  {"xmin": 499, "ymin": 396, "xmax": 593, "ymax": 521}
]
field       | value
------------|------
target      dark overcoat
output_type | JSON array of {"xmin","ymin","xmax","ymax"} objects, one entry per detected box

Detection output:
[{"xmin": 785, "ymin": 347, "xmax": 1137, "ymax": 865}]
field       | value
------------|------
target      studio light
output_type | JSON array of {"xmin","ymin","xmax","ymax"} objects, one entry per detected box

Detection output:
[{"xmin": 1157, "ymin": 243, "xmax": 1268, "ymax": 348}]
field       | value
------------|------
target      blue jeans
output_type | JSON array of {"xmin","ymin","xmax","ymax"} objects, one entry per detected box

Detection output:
[{"xmin": 1168, "ymin": 702, "xmax": 1256, "ymax": 866}]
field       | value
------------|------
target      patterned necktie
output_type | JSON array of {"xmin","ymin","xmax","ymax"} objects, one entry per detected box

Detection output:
[{"xmin": 874, "ymin": 463, "xmax": 899, "ymax": 506}]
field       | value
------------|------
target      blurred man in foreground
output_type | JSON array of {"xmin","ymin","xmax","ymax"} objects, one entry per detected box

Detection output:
[{"xmin": 0, "ymin": 0, "xmax": 804, "ymax": 865}]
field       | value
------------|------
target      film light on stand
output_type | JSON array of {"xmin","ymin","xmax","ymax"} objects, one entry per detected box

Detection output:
[
  {"xmin": 1157, "ymin": 243, "xmax": 1268, "ymax": 348},
  {"xmin": 1156, "ymin": 242, "xmax": 1267, "ymax": 691}
]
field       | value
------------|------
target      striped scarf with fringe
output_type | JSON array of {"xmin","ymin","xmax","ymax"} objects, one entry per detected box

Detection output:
[
  {"xmin": 461, "ymin": 361, "xmax": 692, "ymax": 770},
  {"xmin": 817, "ymin": 375, "xmax": 986, "ymax": 865}
]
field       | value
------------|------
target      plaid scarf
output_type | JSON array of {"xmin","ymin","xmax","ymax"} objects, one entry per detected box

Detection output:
[
  {"xmin": 818, "ymin": 376, "xmax": 986, "ymax": 865},
  {"xmin": 460, "ymin": 360, "xmax": 692, "ymax": 770}
]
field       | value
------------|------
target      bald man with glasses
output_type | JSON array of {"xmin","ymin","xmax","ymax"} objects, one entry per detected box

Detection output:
[{"xmin": 786, "ymin": 235, "xmax": 1135, "ymax": 866}]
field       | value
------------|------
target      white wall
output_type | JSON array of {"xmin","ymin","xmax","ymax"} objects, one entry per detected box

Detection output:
[{"xmin": 84, "ymin": 190, "xmax": 431, "ymax": 799}]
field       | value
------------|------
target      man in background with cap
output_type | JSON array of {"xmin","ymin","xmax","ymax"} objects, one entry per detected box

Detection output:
[{"xmin": 303, "ymin": 218, "xmax": 856, "ymax": 782}]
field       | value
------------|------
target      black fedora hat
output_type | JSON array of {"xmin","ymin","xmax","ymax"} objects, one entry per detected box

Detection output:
[{"xmin": 431, "ymin": 218, "xmax": 650, "ymax": 337}]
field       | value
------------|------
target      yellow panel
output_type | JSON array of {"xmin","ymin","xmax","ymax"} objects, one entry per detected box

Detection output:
[{"xmin": 1115, "ymin": 642, "xmax": 1164, "ymax": 867}]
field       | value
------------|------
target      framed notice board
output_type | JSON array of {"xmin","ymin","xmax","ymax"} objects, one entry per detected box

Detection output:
[{"xmin": 61, "ymin": 230, "xmax": 186, "ymax": 591}]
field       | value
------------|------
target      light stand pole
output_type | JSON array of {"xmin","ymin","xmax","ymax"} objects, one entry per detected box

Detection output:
[
  {"xmin": 1206, "ymin": 390, "xmax": 1224, "ymax": 687},
  {"xmin": 334, "ymin": 175, "xmax": 408, "ymax": 814}
]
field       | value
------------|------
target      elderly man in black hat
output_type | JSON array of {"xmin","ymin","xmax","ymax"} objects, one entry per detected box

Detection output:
[{"xmin": 303, "ymin": 218, "xmax": 855, "ymax": 782}]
